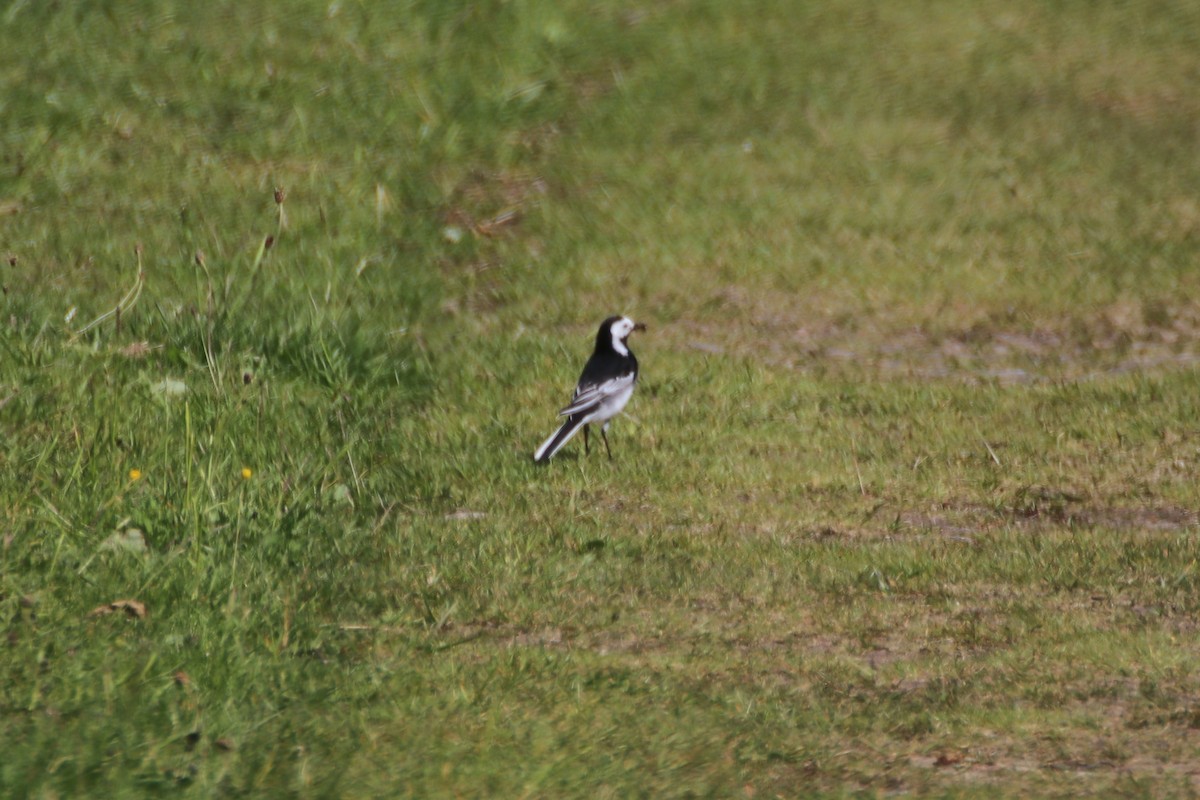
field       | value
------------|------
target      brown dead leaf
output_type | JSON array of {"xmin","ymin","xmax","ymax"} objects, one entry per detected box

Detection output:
[
  {"xmin": 474, "ymin": 209, "xmax": 521, "ymax": 237},
  {"xmin": 87, "ymin": 599, "xmax": 147, "ymax": 619},
  {"xmin": 445, "ymin": 509, "xmax": 486, "ymax": 521},
  {"xmin": 118, "ymin": 341, "xmax": 154, "ymax": 358}
]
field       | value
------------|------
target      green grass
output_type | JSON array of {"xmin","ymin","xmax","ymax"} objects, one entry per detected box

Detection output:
[{"xmin": 4, "ymin": 0, "xmax": 1200, "ymax": 796}]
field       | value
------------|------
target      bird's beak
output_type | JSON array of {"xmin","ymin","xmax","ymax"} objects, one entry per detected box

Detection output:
[{"xmin": 633, "ymin": 322, "xmax": 647, "ymax": 332}]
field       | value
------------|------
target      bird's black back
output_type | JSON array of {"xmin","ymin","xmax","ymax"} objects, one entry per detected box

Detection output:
[{"xmin": 577, "ymin": 347, "xmax": 637, "ymax": 393}]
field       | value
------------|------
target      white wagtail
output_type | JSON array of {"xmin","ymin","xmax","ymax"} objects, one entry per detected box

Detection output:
[{"xmin": 533, "ymin": 315, "xmax": 646, "ymax": 463}]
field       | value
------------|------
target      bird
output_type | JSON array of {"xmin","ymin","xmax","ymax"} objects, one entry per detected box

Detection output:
[{"xmin": 533, "ymin": 315, "xmax": 646, "ymax": 463}]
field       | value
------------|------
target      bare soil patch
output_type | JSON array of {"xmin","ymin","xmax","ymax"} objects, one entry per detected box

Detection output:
[
  {"xmin": 901, "ymin": 496, "xmax": 1197, "ymax": 537},
  {"xmin": 679, "ymin": 289, "xmax": 1200, "ymax": 382}
]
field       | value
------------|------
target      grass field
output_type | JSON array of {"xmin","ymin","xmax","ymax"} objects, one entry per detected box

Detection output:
[{"xmin": 4, "ymin": 1, "xmax": 1200, "ymax": 796}]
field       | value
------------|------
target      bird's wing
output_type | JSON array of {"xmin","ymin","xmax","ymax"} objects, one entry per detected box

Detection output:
[{"xmin": 558, "ymin": 371, "xmax": 636, "ymax": 417}]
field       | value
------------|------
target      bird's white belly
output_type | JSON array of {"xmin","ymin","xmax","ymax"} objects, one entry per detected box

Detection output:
[{"xmin": 588, "ymin": 382, "xmax": 635, "ymax": 425}]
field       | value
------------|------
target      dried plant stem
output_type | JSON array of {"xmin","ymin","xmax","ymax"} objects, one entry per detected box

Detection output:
[{"xmin": 74, "ymin": 246, "xmax": 145, "ymax": 336}]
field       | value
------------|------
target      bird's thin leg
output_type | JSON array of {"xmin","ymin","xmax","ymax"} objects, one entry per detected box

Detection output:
[
  {"xmin": 601, "ymin": 426, "xmax": 613, "ymax": 460},
  {"xmin": 583, "ymin": 425, "xmax": 590, "ymax": 455}
]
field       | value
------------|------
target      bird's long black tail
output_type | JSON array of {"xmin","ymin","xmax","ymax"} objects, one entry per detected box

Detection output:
[{"xmin": 533, "ymin": 415, "xmax": 586, "ymax": 463}]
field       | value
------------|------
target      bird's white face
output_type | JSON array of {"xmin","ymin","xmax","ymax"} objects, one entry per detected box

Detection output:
[{"xmin": 609, "ymin": 316, "xmax": 643, "ymax": 356}]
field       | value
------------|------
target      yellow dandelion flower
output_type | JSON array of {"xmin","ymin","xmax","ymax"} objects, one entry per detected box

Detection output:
[
  {"xmin": 241, "ymin": 467, "xmax": 253, "ymax": 480},
  {"xmin": 129, "ymin": 468, "xmax": 142, "ymax": 481}
]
